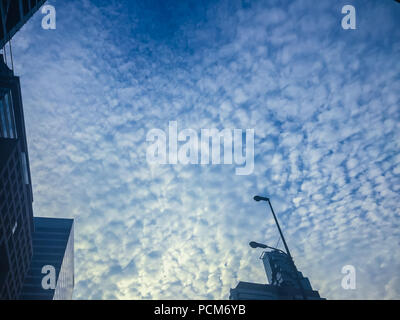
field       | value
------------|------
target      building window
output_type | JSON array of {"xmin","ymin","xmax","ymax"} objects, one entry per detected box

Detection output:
[
  {"xmin": 12, "ymin": 221, "xmax": 17, "ymax": 234},
  {"xmin": 21, "ymin": 152, "xmax": 29, "ymax": 185},
  {"xmin": 0, "ymin": 89, "xmax": 17, "ymax": 139}
]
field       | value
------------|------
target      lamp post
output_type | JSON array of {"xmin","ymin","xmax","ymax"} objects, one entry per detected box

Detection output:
[{"xmin": 253, "ymin": 195, "xmax": 308, "ymax": 300}]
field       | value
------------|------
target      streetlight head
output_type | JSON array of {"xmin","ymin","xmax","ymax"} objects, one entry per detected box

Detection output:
[
  {"xmin": 249, "ymin": 241, "xmax": 258, "ymax": 248},
  {"xmin": 253, "ymin": 195, "xmax": 269, "ymax": 202},
  {"xmin": 249, "ymin": 241, "xmax": 268, "ymax": 249}
]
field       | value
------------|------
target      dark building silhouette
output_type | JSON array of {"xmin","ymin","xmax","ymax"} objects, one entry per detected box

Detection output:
[
  {"xmin": 0, "ymin": 60, "xmax": 74, "ymax": 300},
  {"xmin": 0, "ymin": 1, "xmax": 74, "ymax": 300},
  {"xmin": 0, "ymin": 0, "xmax": 47, "ymax": 48},
  {"xmin": 230, "ymin": 281, "xmax": 323, "ymax": 300},
  {"xmin": 20, "ymin": 217, "xmax": 74, "ymax": 300},
  {"xmin": 262, "ymin": 250, "xmax": 314, "ymax": 290},
  {"xmin": 230, "ymin": 249, "xmax": 324, "ymax": 300},
  {"xmin": 0, "ymin": 56, "xmax": 34, "ymax": 299}
]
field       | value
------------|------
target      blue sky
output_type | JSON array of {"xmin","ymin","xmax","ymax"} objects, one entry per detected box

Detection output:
[{"xmin": 9, "ymin": 0, "xmax": 400, "ymax": 299}]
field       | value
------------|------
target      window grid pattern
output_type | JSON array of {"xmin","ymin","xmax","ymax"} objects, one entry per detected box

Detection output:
[
  {"xmin": 0, "ymin": 140, "xmax": 33, "ymax": 300},
  {"xmin": 19, "ymin": 218, "xmax": 74, "ymax": 300}
]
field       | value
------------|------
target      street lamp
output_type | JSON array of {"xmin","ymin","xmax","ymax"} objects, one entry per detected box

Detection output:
[
  {"xmin": 253, "ymin": 196, "xmax": 292, "ymax": 258},
  {"xmin": 253, "ymin": 195, "xmax": 307, "ymax": 299},
  {"xmin": 249, "ymin": 241, "xmax": 286, "ymax": 255},
  {"xmin": 249, "ymin": 241, "xmax": 268, "ymax": 249}
]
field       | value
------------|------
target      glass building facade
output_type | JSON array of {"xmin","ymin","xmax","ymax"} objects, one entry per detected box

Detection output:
[
  {"xmin": 0, "ymin": 88, "xmax": 17, "ymax": 139},
  {"xmin": 0, "ymin": 58, "xmax": 34, "ymax": 300},
  {"xmin": 0, "ymin": 60, "xmax": 75, "ymax": 299},
  {"xmin": 0, "ymin": 2, "xmax": 75, "ymax": 300},
  {"xmin": 19, "ymin": 217, "xmax": 74, "ymax": 300}
]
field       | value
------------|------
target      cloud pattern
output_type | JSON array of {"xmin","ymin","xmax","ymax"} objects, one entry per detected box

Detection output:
[{"xmin": 9, "ymin": 0, "xmax": 400, "ymax": 299}]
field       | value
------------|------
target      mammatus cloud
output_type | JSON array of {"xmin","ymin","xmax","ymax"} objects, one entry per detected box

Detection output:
[{"xmin": 10, "ymin": 0, "xmax": 400, "ymax": 299}]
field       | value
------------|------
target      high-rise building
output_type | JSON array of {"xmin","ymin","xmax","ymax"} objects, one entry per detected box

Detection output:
[
  {"xmin": 19, "ymin": 217, "xmax": 74, "ymax": 300},
  {"xmin": 0, "ymin": 1, "xmax": 75, "ymax": 301},
  {"xmin": 0, "ymin": 61, "xmax": 75, "ymax": 299},
  {"xmin": 230, "ymin": 249, "xmax": 324, "ymax": 300},
  {"xmin": 0, "ymin": 0, "xmax": 75, "ymax": 301},
  {"xmin": 0, "ymin": 56, "xmax": 34, "ymax": 300},
  {"xmin": 0, "ymin": 0, "xmax": 47, "ymax": 48}
]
